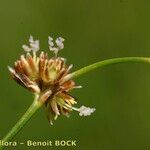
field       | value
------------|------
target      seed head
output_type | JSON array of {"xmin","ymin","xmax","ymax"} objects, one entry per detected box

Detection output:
[{"xmin": 8, "ymin": 35, "xmax": 95, "ymax": 124}]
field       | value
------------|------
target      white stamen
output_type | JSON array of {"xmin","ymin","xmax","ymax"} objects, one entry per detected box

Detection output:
[
  {"xmin": 22, "ymin": 45, "xmax": 31, "ymax": 52},
  {"xmin": 8, "ymin": 66, "xmax": 16, "ymax": 74},
  {"xmin": 62, "ymin": 103, "xmax": 96, "ymax": 117},
  {"xmin": 55, "ymin": 37, "xmax": 64, "ymax": 50},
  {"xmin": 49, "ymin": 47, "xmax": 59, "ymax": 52},
  {"xmin": 48, "ymin": 36, "xmax": 54, "ymax": 47},
  {"xmin": 78, "ymin": 106, "xmax": 96, "ymax": 116},
  {"xmin": 23, "ymin": 35, "xmax": 40, "ymax": 53},
  {"xmin": 29, "ymin": 35, "xmax": 34, "ymax": 43},
  {"xmin": 50, "ymin": 120, "xmax": 53, "ymax": 125},
  {"xmin": 54, "ymin": 115, "xmax": 58, "ymax": 120},
  {"xmin": 74, "ymin": 85, "xmax": 82, "ymax": 89},
  {"xmin": 67, "ymin": 64, "xmax": 73, "ymax": 72},
  {"xmin": 48, "ymin": 36, "xmax": 65, "ymax": 56},
  {"xmin": 30, "ymin": 39, "xmax": 39, "ymax": 52}
]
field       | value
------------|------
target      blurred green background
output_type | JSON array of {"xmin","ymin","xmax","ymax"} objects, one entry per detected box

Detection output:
[{"xmin": 1, "ymin": 0, "xmax": 150, "ymax": 150}]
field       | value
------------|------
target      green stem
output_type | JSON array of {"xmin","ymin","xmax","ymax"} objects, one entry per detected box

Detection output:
[
  {"xmin": 0, "ymin": 96, "xmax": 43, "ymax": 150},
  {"xmin": 1, "ymin": 57, "xmax": 150, "ymax": 150},
  {"xmin": 69, "ymin": 57, "xmax": 150, "ymax": 79}
]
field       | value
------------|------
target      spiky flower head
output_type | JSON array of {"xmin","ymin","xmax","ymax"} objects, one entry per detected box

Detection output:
[{"xmin": 8, "ymin": 35, "xmax": 95, "ymax": 125}]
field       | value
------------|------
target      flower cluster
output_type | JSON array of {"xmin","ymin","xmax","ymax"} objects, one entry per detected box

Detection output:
[{"xmin": 8, "ymin": 35, "xmax": 95, "ymax": 125}]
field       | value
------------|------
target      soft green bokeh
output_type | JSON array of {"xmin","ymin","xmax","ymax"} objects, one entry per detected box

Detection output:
[{"xmin": 1, "ymin": 0, "xmax": 150, "ymax": 149}]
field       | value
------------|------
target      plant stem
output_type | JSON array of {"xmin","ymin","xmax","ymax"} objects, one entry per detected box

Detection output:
[
  {"xmin": 69, "ymin": 57, "xmax": 150, "ymax": 79},
  {"xmin": 0, "ymin": 96, "xmax": 43, "ymax": 150},
  {"xmin": 1, "ymin": 57, "xmax": 150, "ymax": 149}
]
